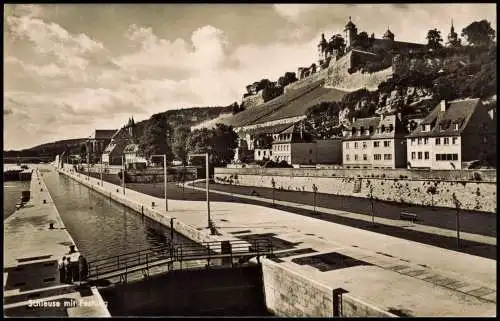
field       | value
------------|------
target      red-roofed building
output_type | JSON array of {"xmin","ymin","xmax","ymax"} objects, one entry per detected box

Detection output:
[{"xmin": 406, "ymin": 98, "xmax": 496, "ymax": 170}]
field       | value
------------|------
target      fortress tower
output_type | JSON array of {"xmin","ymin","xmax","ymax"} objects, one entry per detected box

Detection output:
[
  {"xmin": 317, "ymin": 33, "xmax": 328, "ymax": 65},
  {"xmin": 344, "ymin": 16, "xmax": 358, "ymax": 49}
]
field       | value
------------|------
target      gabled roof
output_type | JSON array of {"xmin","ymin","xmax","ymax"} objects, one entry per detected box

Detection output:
[
  {"xmin": 343, "ymin": 114, "xmax": 407, "ymax": 141},
  {"xmin": 407, "ymin": 98, "xmax": 481, "ymax": 138},
  {"xmin": 241, "ymin": 123, "xmax": 294, "ymax": 136}
]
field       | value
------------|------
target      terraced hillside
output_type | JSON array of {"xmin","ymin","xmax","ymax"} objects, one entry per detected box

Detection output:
[{"xmin": 229, "ymin": 79, "xmax": 347, "ymax": 129}]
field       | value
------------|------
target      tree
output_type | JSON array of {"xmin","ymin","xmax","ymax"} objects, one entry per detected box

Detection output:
[
  {"xmin": 254, "ymin": 133, "xmax": 273, "ymax": 149},
  {"xmin": 186, "ymin": 124, "xmax": 238, "ymax": 167},
  {"xmin": 426, "ymin": 28, "xmax": 443, "ymax": 50},
  {"xmin": 138, "ymin": 114, "xmax": 174, "ymax": 162},
  {"xmin": 461, "ymin": 20, "xmax": 496, "ymax": 46},
  {"xmin": 172, "ymin": 126, "xmax": 191, "ymax": 165},
  {"xmin": 329, "ymin": 34, "xmax": 346, "ymax": 54}
]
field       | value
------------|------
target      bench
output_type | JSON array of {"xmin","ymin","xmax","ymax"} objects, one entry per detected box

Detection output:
[{"xmin": 400, "ymin": 212, "xmax": 418, "ymax": 223}]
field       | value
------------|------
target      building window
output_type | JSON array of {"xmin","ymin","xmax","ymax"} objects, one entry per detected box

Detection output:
[
  {"xmin": 346, "ymin": 143, "xmax": 349, "ymax": 149},
  {"xmin": 354, "ymin": 154, "xmax": 359, "ymax": 161},
  {"xmin": 374, "ymin": 141, "xmax": 380, "ymax": 148},
  {"xmin": 411, "ymin": 152, "xmax": 416, "ymax": 160},
  {"xmin": 444, "ymin": 137, "xmax": 449, "ymax": 145},
  {"xmin": 258, "ymin": 151, "xmax": 261, "ymax": 156},
  {"xmin": 424, "ymin": 152, "xmax": 429, "ymax": 160},
  {"xmin": 363, "ymin": 154, "xmax": 368, "ymax": 160},
  {"xmin": 309, "ymin": 149, "xmax": 313, "ymax": 154},
  {"xmin": 362, "ymin": 142, "xmax": 367, "ymax": 149},
  {"xmin": 374, "ymin": 154, "xmax": 381, "ymax": 160},
  {"xmin": 354, "ymin": 142, "xmax": 358, "ymax": 149},
  {"xmin": 454, "ymin": 123, "xmax": 459, "ymax": 130},
  {"xmin": 417, "ymin": 138, "xmax": 422, "ymax": 145},
  {"xmin": 424, "ymin": 138, "xmax": 429, "ymax": 145},
  {"xmin": 452, "ymin": 137, "xmax": 457, "ymax": 144},
  {"xmin": 436, "ymin": 138, "xmax": 441, "ymax": 145},
  {"xmin": 418, "ymin": 152, "xmax": 422, "ymax": 160},
  {"xmin": 346, "ymin": 154, "xmax": 350, "ymax": 161},
  {"xmin": 411, "ymin": 138, "xmax": 415, "ymax": 145},
  {"xmin": 436, "ymin": 153, "xmax": 459, "ymax": 161},
  {"xmin": 384, "ymin": 141, "xmax": 390, "ymax": 147},
  {"xmin": 384, "ymin": 154, "xmax": 392, "ymax": 160}
]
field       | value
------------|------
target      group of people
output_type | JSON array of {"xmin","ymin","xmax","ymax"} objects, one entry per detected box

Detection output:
[{"xmin": 58, "ymin": 255, "xmax": 89, "ymax": 283}]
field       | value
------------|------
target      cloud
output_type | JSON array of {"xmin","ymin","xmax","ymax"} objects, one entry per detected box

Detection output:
[{"xmin": 273, "ymin": 4, "xmax": 320, "ymax": 22}]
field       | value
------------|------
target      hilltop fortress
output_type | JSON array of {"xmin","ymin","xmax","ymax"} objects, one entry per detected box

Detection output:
[{"xmin": 225, "ymin": 17, "xmax": 469, "ymax": 165}]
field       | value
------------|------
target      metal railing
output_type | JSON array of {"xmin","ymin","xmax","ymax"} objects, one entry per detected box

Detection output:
[{"xmin": 86, "ymin": 238, "xmax": 273, "ymax": 283}]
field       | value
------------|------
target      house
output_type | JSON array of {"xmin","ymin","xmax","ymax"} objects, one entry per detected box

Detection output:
[
  {"xmin": 254, "ymin": 148, "xmax": 272, "ymax": 162},
  {"xmin": 271, "ymin": 123, "xmax": 342, "ymax": 165},
  {"xmin": 102, "ymin": 117, "xmax": 144, "ymax": 166},
  {"xmin": 123, "ymin": 143, "xmax": 148, "ymax": 167},
  {"xmin": 406, "ymin": 99, "xmax": 496, "ymax": 170},
  {"xmin": 85, "ymin": 129, "xmax": 117, "ymax": 163},
  {"xmin": 342, "ymin": 114, "xmax": 407, "ymax": 169}
]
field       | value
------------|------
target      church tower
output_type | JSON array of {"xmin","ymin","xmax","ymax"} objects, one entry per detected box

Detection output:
[
  {"xmin": 383, "ymin": 26, "xmax": 395, "ymax": 41},
  {"xmin": 127, "ymin": 116, "xmax": 135, "ymax": 138},
  {"xmin": 344, "ymin": 16, "xmax": 358, "ymax": 49},
  {"xmin": 446, "ymin": 19, "xmax": 461, "ymax": 47}
]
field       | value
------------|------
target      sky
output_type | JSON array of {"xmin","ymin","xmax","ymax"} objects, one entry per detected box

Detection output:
[{"xmin": 3, "ymin": 3, "xmax": 496, "ymax": 150}]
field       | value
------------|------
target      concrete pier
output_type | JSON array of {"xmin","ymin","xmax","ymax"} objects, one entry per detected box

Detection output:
[
  {"xmin": 3, "ymin": 167, "xmax": 110, "ymax": 317},
  {"xmin": 57, "ymin": 165, "xmax": 496, "ymax": 317}
]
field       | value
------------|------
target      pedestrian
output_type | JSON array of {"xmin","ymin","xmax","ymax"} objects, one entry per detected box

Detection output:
[
  {"xmin": 59, "ymin": 256, "xmax": 66, "ymax": 283},
  {"xmin": 66, "ymin": 257, "xmax": 73, "ymax": 283},
  {"xmin": 78, "ymin": 255, "xmax": 89, "ymax": 281}
]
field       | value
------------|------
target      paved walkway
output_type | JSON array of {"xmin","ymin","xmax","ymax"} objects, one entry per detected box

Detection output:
[
  {"xmin": 187, "ymin": 180, "xmax": 496, "ymax": 246},
  {"xmin": 3, "ymin": 167, "xmax": 110, "ymax": 317},
  {"xmin": 58, "ymin": 166, "xmax": 496, "ymax": 317}
]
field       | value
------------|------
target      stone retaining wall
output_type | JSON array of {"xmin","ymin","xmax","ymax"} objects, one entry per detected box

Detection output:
[
  {"xmin": 215, "ymin": 168, "xmax": 496, "ymax": 213},
  {"xmin": 261, "ymin": 259, "xmax": 396, "ymax": 317}
]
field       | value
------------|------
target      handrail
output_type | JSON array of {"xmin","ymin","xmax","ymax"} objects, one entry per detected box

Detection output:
[{"xmin": 86, "ymin": 238, "xmax": 273, "ymax": 281}]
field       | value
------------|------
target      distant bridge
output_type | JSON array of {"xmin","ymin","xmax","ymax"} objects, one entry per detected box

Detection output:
[
  {"xmin": 4, "ymin": 156, "xmax": 54, "ymax": 163},
  {"xmin": 86, "ymin": 238, "xmax": 273, "ymax": 284}
]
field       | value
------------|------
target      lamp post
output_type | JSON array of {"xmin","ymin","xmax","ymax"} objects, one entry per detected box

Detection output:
[
  {"xmin": 100, "ymin": 158, "xmax": 103, "ymax": 186},
  {"xmin": 188, "ymin": 153, "xmax": 211, "ymax": 232},
  {"xmin": 121, "ymin": 155, "xmax": 125, "ymax": 195},
  {"xmin": 151, "ymin": 154, "xmax": 168, "ymax": 212}
]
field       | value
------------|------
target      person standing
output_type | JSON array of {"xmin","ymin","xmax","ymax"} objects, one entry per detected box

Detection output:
[
  {"xmin": 66, "ymin": 257, "xmax": 73, "ymax": 283},
  {"xmin": 59, "ymin": 256, "xmax": 66, "ymax": 283}
]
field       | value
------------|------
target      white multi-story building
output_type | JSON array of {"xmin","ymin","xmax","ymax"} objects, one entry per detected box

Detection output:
[
  {"xmin": 342, "ymin": 114, "xmax": 407, "ymax": 169},
  {"xmin": 406, "ymin": 98, "xmax": 496, "ymax": 170}
]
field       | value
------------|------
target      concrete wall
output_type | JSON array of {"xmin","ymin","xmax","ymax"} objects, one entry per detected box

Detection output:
[
  {"xmin": 214, "ymin": 168, "xmax": 496, "ymax": 212},
  {"xmin": 261, "ymin": 259, "xmax": 396, "ymax": 317},
  {"xmin": 291, "ymin": 143, "xmax": 316, "ymax": 165},
  {"xmin": 100, "ymin": 265, "xmax": 268, "ymax": 316},
  {"xmin": 315, "ymin": 139, "xmax": 342, "ymax": 164}
]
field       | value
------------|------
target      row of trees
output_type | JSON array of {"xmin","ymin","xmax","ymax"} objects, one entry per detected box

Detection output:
[
  {"xmin": 427, "ymin": 20, "xmax": 496, "ymax": 50},
  {"xmin": 137, "ymin": 114, "xmax": 238, "ymax": 168}
]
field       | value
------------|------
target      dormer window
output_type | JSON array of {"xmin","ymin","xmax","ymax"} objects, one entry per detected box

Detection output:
[
  {"xmin": 381, "ymin": 125, "xmax": 386, "ymax": 132},
  {"xmin": 369, "ymin": 126, "xmax": 374, "ymax": 134},
  {"xmin": 454, "ymin": 123, "xmax": 459, "ymax": 130},
  {"xmin": 389, "ymin": 124, "xmax": 394, "ymax": 132}
]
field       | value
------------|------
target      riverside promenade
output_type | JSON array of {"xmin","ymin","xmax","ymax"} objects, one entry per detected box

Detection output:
[
  {"xmin": 3, "ymin": 167, "xmax": 110, "ymax": 317},
  {"xmin": 58, "ymin": 166, "xmax": 496, "ymax": 317}
]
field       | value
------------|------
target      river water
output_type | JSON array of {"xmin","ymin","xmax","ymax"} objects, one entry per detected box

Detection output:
[
  {"xmin": 41, "ymin": 166, "xmax": 201, "ymax": 262},
  {"xmin": 3, "ymin": 164, "xmax": 31, "ymax": 220}
]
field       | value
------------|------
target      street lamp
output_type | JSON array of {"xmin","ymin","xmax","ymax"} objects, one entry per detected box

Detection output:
[
  {"xmin": 151, "ymin": 154, "xmax": 168, "ymax": 212},
  {"xmin": 188, "ymin": 153, "xmax": 212, "ymax": 232},
  {"xmin": 99, "ymin": 158, "xmax": 103, "ymax": 186},
  {"xmin": 271, "ymin": 178, "xmax": 276, "ymax": 206},
  {"xmin": 368, "ymin": 185, "xmax": 375, "ymax": 225}
]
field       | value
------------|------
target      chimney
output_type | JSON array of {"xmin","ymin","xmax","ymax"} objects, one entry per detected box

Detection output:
[{"xmin": 440, "ymin": 100, "xmax": 446, "ymax": 112}]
